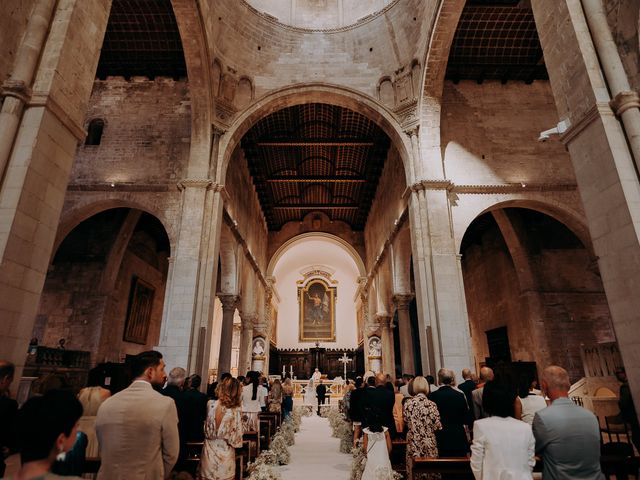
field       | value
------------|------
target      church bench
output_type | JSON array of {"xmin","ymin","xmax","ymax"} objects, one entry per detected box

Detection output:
[
  {"xmin": 259, "ymin": 417, "xmax": 273, "ymax": 450},
  {"xmin": 243, "ymin": 430, "xmax": 260, "ymax": 458},
  {"xmin": 390, "ymin": 438, "xmax": 408, "ymax": 475},
  {"xmin": 407, "ymin": 457, "xmax": 475, "ymax": 479}
]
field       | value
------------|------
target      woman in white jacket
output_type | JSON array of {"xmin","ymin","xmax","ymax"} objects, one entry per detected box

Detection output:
[{"xmin": 470, "ymin": 380, "xmax": 536, "ymax": 480}]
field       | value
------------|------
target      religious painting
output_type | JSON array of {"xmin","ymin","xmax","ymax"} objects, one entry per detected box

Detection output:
[
  {"xmin": 123, "ymin": 276, "xmax": 155, "ymax": 344},
  {"xmin": 298, "ymin": 278, "xmax": 336, "ymax": 342}
]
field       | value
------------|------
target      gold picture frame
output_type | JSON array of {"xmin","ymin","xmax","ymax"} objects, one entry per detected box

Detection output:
[{"xmin": 298, "ymin": 278, "xmax": 336, "ymax": 342}]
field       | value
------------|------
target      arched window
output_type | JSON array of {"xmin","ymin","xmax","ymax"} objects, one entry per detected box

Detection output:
[{"xmin": 85, "ymin": 119, "xmax": 105, "ymax": 145}]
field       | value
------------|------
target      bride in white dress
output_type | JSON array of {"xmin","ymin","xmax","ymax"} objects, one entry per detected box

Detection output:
[
  {"xmin": 303, "ymin": 379, "xmax": 317, "ymax": 408},
  {"xmin": 361, "ymin": 425, "xmax": 393, "ymax": 480}
]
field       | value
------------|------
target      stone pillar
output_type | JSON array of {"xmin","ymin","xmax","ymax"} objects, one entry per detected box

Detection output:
[
  {"xmin": 393, "ymin": 294, "xmax": 415, "ymax": 375},
  {"xmin": 532, "ymin": 0, "xmax": 640, "ymax": 419},
  {"xmin": 377, "ymin": 314, "xmax": 395, "ymax": 376},
  {"xmin": 406, "ymin": 124, "xmax": 473, "ymax": 378},
  {"xmin": 238, "ymin": 313, "xmax": 256, "ymax": 375},
  {"xmin": 0, "ymin": 1, "xmax": 111, "ymax": 386},
  {"xmin": 156, "ymin": 179, "xmax": 224, "ymax": 375},
  {"xmin": 217, "ymin": 294, "xmax": 239, "ymax": 375}
]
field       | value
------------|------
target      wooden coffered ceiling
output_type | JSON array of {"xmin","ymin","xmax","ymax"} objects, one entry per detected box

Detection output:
[{"xmin": 241, "ymin": 104, "xmax": 391, "ymax": 231}]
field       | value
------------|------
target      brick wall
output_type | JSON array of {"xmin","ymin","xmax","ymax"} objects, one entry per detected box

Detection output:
[{"xmin": 72, "ymin": 77, "xmax": 191, "ymax": 184}]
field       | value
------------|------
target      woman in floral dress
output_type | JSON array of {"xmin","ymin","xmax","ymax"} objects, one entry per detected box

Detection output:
[
  {"xmin": 199, "ymin": 377, "xmax": 244, "ymax": 480},
  {"xmin": 403, "ymin": 376, "xmax": 443, "ymax": 480}
]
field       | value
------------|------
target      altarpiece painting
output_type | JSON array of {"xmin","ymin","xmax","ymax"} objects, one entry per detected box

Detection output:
[{"xmin": 298, "ymin": 278, "xmax": 336, "ymax": 342}]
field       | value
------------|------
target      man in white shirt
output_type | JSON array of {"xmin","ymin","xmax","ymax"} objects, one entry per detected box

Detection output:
[{"xmin": 258, "ymin": 376, "xmax": 269, "ymax": 411}]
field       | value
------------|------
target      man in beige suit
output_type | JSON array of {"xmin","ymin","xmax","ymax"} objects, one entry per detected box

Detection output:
[{"xmin": 96, "ymin": 350, "xmax": 179, "ymax": 479}]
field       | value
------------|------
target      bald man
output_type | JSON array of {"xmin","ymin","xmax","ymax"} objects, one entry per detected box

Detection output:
[{"xmin": 533, "ymin": 366, "xmax": 603, "ymax": 480}]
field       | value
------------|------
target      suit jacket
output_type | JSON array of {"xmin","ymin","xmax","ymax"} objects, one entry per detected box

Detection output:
[
  {"xmin": 316, "ymin": 384, "xmax": 327, "ymax": 399},
  {"xmin": 96, "ymin": 380, "xmax": 179, "ymax": 479},
  {"xmin": 349, "ymin": 387, "xmax": 365, "ymax": 422},
  {"xmin": 182, "ymin": 388, "xmax": 208, "ymax": 441},
  {"xmin": 470, "ymin": 416, "xmax": 535, "ymax": 480},
  {"xmin": 459, "ymin": 380, "xmax": 476, "ymax": 409},
  {"xmin": 429, "ymin": 386, "xmax": 470, "ymax": 455},
  {"xmin": 533, "ymin": 397, "xmax": 604, "ymax": 480},
  {"xmin": 472, "ymin": 386, "xmax": 486, "ymax": 420},
  {"xmin": 361, "ymin": 386, "xmax": 397, "ymax": 437}
]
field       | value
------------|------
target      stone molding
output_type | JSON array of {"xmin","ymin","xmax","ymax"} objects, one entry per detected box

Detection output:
[
  {"xmin": 609, "ymin": 90, "xmax": 640, "ymax": 117},
  {"xmin": 177, "ymin": 179, "xmax": 213, "ymax": 191},
  {"xmin": 241, "ymin": 313, "xmax": 259, "ymax": 329},
  {"xmin": 560, "ymin": 102, "xmax": 614, "ymax": 145},
  {"xmin": 218, "ymin": 294, "xmax": 239, "ymax": 310},
  {"xmin": 393, "ymin": 293, "xmax": 415, "ymax": 310},
  {"xmin": 409, "ymin": 180, "xmax": 576, "ymax": 194},
  {"xmin": 67, "ymin": 182, "xmax": 171, "ymax": 192},
  {"xmin": 1, "ymin": 79, "xmax": 31, "ymax": 103}
]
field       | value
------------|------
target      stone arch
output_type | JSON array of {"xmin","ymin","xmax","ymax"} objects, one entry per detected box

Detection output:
[
  {"xmin": 455, "ymin": 198, "xmax": 594, "ymax": 258},
  {"xmin": 170, "ymin": 0, "xmax": 214, "ymax": 175},
  {"xmin": 216, "ymin": 83, "xmax": 413, "ymax": 185},
  {"xmin": 266, "ymin": 232, "xmax": 366, "ymax": 278},
  {"xmin": 54, "ymin": 199, "xmax": 175, "ymax": 258}
]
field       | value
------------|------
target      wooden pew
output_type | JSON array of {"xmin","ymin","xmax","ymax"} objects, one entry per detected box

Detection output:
[
  {"xmin": 243, "ymin": 430, "xmax": 260, "ymax": 459},
  {"xmin": 408, "ymin": 457, "xmax": 475, "ymax": 479},
  {"xmin": 390, "ymin": 438, "xmax": 408, "ymax": 476},
  {"xmin": 259, "ymin": 417, "xmax": 272, "ymax": 451}
]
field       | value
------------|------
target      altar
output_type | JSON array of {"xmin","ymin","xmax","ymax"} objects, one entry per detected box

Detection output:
[{"xmin": 268, "ymin": 344, "xmax": 365, "ymax": 379}]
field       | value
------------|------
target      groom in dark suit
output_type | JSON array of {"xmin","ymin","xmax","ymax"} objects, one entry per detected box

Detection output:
[{"xmin": 316, "ymin": 380, "xmax": 327, "ymax": 415}]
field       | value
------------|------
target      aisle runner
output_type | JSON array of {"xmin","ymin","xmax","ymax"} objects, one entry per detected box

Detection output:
[{"xmin": 279, "ymin": 414, "xmax": 352, "ymax": 480}]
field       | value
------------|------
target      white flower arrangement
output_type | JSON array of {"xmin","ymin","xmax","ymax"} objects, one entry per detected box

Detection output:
[
  {"xmin": 270, "ymin": 434, "xmax": 291, "ymax": 465},
  {"xmin": 350, "ymin": 442, "xmax": 366, "ymax": 480}
]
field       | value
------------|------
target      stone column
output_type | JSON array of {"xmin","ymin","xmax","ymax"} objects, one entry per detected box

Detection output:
[
  {"xmin": 0, "ymin": 1, "xmax": 111, "ymax": 385},
  {"xmin": 393, "ymin": 294, "xmax": 415, "ymax": 375},
  {"xmin": 217, "ymin": 294, "xmax": 239, "ymax": 375},
  {"xmin": 406, "ymin": 124, "xmax": 473, "ymax": 378},
  {"xmin": 238, "ymin": 313, "xmax": 256, "ymax": 376},
  {"xmin": 377, "ymin": 314, "xmax": 395, "ymax": 376}
]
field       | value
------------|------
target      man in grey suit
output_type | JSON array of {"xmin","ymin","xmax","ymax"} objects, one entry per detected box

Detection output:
[
  {"xmin": 533, "ymin": 365, "xmax": 604, "ymax": 480},
  {"xmin": 96, "ymin": 350, "xmax": 179, "ymax": 479},
  {"xmin": 471, "ymin": 366, "xmax": 494, "ymax": 420}
]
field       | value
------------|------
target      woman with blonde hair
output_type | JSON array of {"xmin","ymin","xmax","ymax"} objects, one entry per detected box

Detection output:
[
  {"xmin": 198, "ymin": 377, "xmax": 244, "ymax": 480},
  {"xmin": 77, "ymin": 385, "xmax": 111, "ymax": 458},
  {"xmin": 403, "ymin": 376, "xmax": 442, "ymax": 479}
]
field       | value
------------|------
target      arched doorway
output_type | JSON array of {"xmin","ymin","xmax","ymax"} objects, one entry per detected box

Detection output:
[
  {"xmin": 460, "ymin": 207, "xmax": 615, "ymax": 382},
  {"xmin": 31, "ymin": 207, "xmax": 170, "ymax": 388}
]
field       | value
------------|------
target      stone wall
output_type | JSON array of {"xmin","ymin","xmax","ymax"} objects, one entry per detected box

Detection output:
[
  {"xmin": 0, "ymin": 0, "xmax": 36, "ymax": 83},
  {"xmin": 606, "ymin": 0, "xmax": 640, "ymax": 90},
  {"xmin": 72, "ymin": 78, "xmax": 191, "ymax": 184},
  {"xmin": 364, "ymin": 147, "xmax": 406, "ymax": 271},
  {"xmin": 441, "ymin": 81, "xmax": 574, "ymax": 185}
]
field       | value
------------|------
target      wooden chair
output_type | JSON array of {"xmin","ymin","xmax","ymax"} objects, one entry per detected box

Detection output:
[
  {"xmin": 259, "ymin": 417, "xmax": 272, "ymax": 451},
  {"xmin": 243, "ymin": 431, "xmax": 260, "ymax": 459}
]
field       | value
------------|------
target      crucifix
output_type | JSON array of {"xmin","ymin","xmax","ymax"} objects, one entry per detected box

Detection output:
[{"xmin": 338, "ymin": 352, "xmax": 352, "ymax": 379}]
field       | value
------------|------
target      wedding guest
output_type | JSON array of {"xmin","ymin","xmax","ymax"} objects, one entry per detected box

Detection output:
[
  {"xmin": 470, "ymin": 381, "xmax": 535, "ymax": 479},
  {"xmin": 429, "ymin": 369, "xmax": 470, "ymax": 457},
  {"xmin": 472, "ymin": 367, "xmax": 494, "ymax": 420},
  {"xmin": 400, "ymin": 374, "xmax": 414, "ymax": 398},
  {"xmin": 11, "ymin": 390, "xmax": 83, "ymax": 480},
  {"xmin": 269, "ymin": 378, "xmax": 283, "ymax": 413},
  {"xmin": 198, "ymin": 377, "xmax": 243, "ymax": 480},
  {"xmin": 533, "ymin": 366, "xmax": 603, "ymax": 480},
  {"xmin": 241, "ymin": 371, "xmax": 262, "ymax": 432},
  {"xmin": 349, "ymin": 377, "xmax": 365, "ymax": 446},
  {"xmin": 403, "ymin": 376, "xmax": 442, "ymax": 479},
  {"xmin": 183, "ymin": 374, "xmax": 209, "ymax": 442},
  {"xmin": 361, "ymin": 373, "xmax": 397, "ymax": 438},
  {"xmin": 458, "ymin": 368, "xmax": 476, "ymax": 408},
  {"xmin": 361, "ymin": 421, "xmax": 393, "ymax": 480},
  {"xmin": 77, "ymin": 382, "xmax": 111, "ymax": 458},
  {"xmin": 258, "ymin": 377, "xmax": 269, "ymax": 412},
  {"xmin": 282, "ymin": 378, "xmax": 294, "ymax": 420},
  {"xmin": 392, "ymin": 381, "xmax": 405, "ymax": 435},
  {"xmin": 515, "ymin": 375, "xmax": 547, "ymax": 425}
]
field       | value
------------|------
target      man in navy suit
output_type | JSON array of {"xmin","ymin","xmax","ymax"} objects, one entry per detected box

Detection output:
[
  {"xmin": 533, "ymin": 366, "xmax": 604, "ymax": 480},
  {"xmin": 429, "ymin": 368, "xmax": 471, "ymax": 456}
]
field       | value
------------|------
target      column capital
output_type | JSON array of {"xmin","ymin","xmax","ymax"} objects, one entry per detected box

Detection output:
[
  {"xmin": 374, "ymin": 313, "xmax": 393, "ymax": 327},
  {"xmin": 212, "ymin": 124, "xmax": 227, "ymax": 137},
  {"xmin": 241, "ymin": 312, "xmax": 259, "ymax": 328},
  {"xmin": 610, "ymin": 90, "xmax": 640, "ymax": 116},
  {"xmin": 393, "ymin": 293, "xmax": 415, "ymax": 310},
  {"xmin": 404, "ymin": 124, "xmax": 419, "ymax": 138},
  {"xmin": 1, "ymin": 79, "xmax": 31, "ymax": 103},
  {"xmin": 218, "ymin": 294, "xmax": 239, "ymax": 311},
  {"xmin": 177, "ymin": 178, "xmax": 212, "ymax": 191}
]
